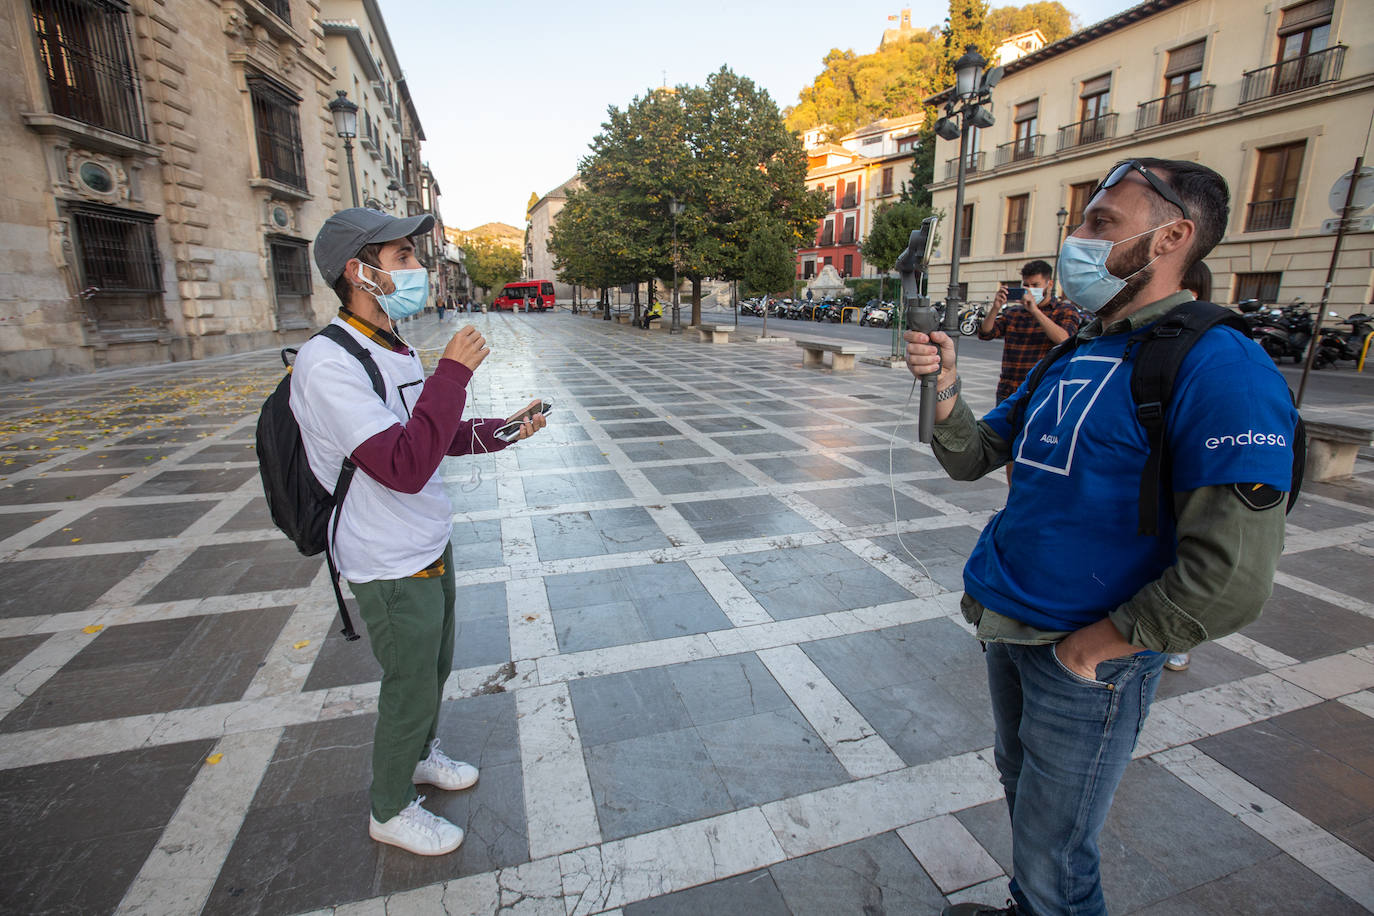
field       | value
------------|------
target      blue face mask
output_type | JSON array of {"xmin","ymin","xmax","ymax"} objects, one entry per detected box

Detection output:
[
  {"xmin": 1057, "ymin": 221, "xmax": 1176, "ymax": 314},
  {"xmin": 358, "ymin": 263, "xmax": 429, "ymax": 319}
]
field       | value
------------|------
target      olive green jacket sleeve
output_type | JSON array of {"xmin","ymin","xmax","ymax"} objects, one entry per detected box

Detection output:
[
  {"xmin": 1108, "ymin": 486, "xmax": 1286, "ymax": 653},
  {"xmin": 930, "ymin": 396, "xmax": 1011, "ymax": 480}
]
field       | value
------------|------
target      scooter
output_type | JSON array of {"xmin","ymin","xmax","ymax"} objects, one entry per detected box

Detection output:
[
  {"xmin": 1315, "ymin": 312, "xmax": 1373, "ymax": 369},
  {"xmin": 1252, "ymin": 299, "xmax": 1314, "ymax": 364},
  {"xmin": 959, "ymin": 302, "xmax": 988, "ymax": 336}
]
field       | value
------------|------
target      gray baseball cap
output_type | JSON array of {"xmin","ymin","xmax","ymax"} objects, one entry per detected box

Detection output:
[{"xmin": 314, "ymin": 208, "xmax": 435, "ymax": 285}]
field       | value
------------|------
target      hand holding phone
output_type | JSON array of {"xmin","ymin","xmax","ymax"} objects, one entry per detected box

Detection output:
[
  {"xmin": 1004, "ymin": 287, "xmax": 1026, "ymax": 304},
  {"xmin": 493, "ymin": 400, "xmax": 552, "ymax": 443}
]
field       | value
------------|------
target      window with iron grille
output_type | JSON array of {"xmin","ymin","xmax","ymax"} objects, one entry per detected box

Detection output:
[
  {"xmin": 1247, "ymin": 141, "xmax": 1304, "ymax": 231},
  {"xmin": 70, "ymin": 203, "xmax": 161, "ymax": 293},
  {"xmin": 820, "ymin": 219, "xmax": 834, "ymax": 247},
  {"xmin": 31, "ymin": 0, "xmax": 147, "ymax": 140},
  {"xmin": 841, "ymin": 216, "xmax": 855, "ymax": 245},
  {"xmin": 259, "ymin": 0, "xmax": 289, "ymax": 24},
  {"xmin": 270, "ymin": 237, "xmax": 311, "ymax": 296},
  {"xmin": 270, "ymin": 236, "xmax": 311, "ymax": 327},
  {"xmin": 842, "ymin": 254, "xmax": 853, "ymax": 277},
  {"xmin": 959, "ymin": 203, "xmax": 973, "ymax": 257},
  {"xmin": 249, "ymin": 76, "xmax": 307, "ymax": 191},
  {"xmin": 1234, "ymin": 271, "xmax": 1282, "ymax": 303},
  {"xmin": 1067, "ymin": 181, "xmax": 1095, "ymax": 235},
  {"xmin": 1004, "ymin": 194, "xmax": 1028, "ymax": 254}
]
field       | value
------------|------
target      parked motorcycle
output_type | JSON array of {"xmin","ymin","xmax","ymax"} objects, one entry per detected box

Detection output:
[
  {"xmin": 860, "ymin": 300, "xmax": 893, "ymax": 328},
  {"xmin": 1315, "ymin": 312, "xmax": 1373, "ymax": 369},
  {"xmin": 959, "ymin": 302, "xmax": 988, "ymax": 336},
  {"xmin": 740, "ymin": 297, "xmax": 765, "ymax": 317},
  {"xmin": 1252, "ymin": 299, "xmax": 1315, "ymax": 364}
]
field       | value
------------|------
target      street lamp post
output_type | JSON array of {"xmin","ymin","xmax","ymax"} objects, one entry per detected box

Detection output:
[
  {"xmin": 669, "ymin": 197, "xmax": 686, "ymax": 334},
  {"xmin": 327, "ymin": 90, "xmax": 360, "ymax": 208},
  {"xmin": 1053, "ymin": 206, "xmax": 1069, "ymax": 298},
  {"xmin": 386, "ymin": 180, "xmax": 401, "ymax": 214},
  {"xmin": 933, "ymin": 46, "xmax": 1001, "ymax": 353}
]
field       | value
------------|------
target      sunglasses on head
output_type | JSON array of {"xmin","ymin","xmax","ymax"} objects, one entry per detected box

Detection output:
[{"xmin": 1089, "ymin": 160, "xmax": 1191, "ymax": 222}]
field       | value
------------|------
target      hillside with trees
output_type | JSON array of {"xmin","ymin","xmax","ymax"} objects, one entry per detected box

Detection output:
[{"xmin": 784, "ymin": 1, "xmax": 1075, "ymax": 138}]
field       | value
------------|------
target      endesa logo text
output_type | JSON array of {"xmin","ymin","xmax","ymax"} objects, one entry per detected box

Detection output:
[{"xmin": 1204, "ymin": 430, "xmax": 1288, "ymax": 450}]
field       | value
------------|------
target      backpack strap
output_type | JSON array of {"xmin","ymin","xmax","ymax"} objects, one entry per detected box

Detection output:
[
  {"xmin": 1006, "ymin": 333, "xmax": 1082, "ymax": 433},
  {"xmin": 312, "ymin": 324, "xmax": 386, "ymax": 642},
  {"xmin": 1129, "ymin": 300, "xmax": 1252, "ymax": 536}
]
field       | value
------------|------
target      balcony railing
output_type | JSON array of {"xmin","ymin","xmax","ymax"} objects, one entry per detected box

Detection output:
[
  {"xmin": 260, "ymin": 0, "xmax": 290, "ymax": 22},
  {"xmin": 841, "ymin": 192, "xmax": 857, "ymax": 209},
  {"xmin": 1057, "ymin": 113, "xmax": 1117, "ymax": 151},
  {"xmin": 958, "ymin": 237, "xmax": 971, "ymax": 257},
  {"xmin": 1245, "ymin": 197, "xmax": 1296, "ymax": 232},
  {"xmin": 1137, "ymin": 84, "xmax": 1214, "ymax": 130},
  {"xmin": 1004, "ymin": 231, "xmax": 1026, "ymax": 253},
  {"xmin": 944, "ymin": 151, "xmax": 986, "ymax": 180},
  {"xmin": 995, "ymin": 135, "xmax": 1043, "ymax": 167},
  {"xmin": 1241, "ymin": 45, "xmax": 1346, "ymax": 103}
]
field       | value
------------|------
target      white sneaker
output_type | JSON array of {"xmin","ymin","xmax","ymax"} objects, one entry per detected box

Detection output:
[
  {"xmin": 369, "ymin": 796, "xmax": 464, "ymax": 855},
  {"xmin": 413, "ymin": 738, "xmax": 479, "ymax": 791},
  {"xmin": 1164, "ymin": 652, "xmax": 1191, "ymax": 671}
]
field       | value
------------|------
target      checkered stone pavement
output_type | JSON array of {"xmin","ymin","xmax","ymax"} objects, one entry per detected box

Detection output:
[{"xmin": 1, "ymin": 310, "xmax": 1372, "ymax": 915}]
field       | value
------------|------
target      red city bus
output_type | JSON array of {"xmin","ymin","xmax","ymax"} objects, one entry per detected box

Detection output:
[{"xmin": 494, "ymin": 280, "xmax": 555, "ymax": 311}]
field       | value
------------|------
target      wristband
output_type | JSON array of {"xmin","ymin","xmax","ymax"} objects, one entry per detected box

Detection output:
[{"xmin": 936, "ymin": 376, "xmax": 961, "ymax": 402}]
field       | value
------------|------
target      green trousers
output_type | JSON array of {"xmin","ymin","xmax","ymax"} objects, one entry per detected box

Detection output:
[{"xmin": 348, "ymin": 543, "xmax": 455, "ymax": 822}]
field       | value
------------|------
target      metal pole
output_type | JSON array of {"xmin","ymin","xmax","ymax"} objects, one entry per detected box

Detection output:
[
  {"xmin": 1296, "ymin": 154, "xmax": 1363, "ymax": 407},
  {"xmin": 944, "ymin": 116, "xmax": 972, "ymax": 353},
  {"xmin": 1052, "ymin": 223, "xmax": 1066, "ymax": 298},
  {"xmin": 671, "ymin": 212, "xmax": 681, "ymax": 334},
  {"xmin": 343, "ymin": 140, "xmax": 359, "ymax": 208}
]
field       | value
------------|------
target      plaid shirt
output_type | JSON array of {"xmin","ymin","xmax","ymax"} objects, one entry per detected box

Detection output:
[{"xmin": 978, "ymin": 297, "xmax": 1083, "ymax": 403}]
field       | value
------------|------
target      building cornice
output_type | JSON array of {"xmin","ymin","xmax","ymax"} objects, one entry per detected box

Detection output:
[{"xmin": 321, "ymin": 21, "xmax": 383, "ymax": 83}]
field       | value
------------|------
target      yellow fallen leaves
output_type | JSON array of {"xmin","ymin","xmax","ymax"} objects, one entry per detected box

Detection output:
[
  {"xmin": 205, "ymin": 753, "xmax": 224, "ymax": 765},
  {"xmin": 293, "ymin": 640, "xmax": 310, "ymax": 649},
  {"xmin": 81, "ymin": 624, "xmax": 103, "ymax": 634}
]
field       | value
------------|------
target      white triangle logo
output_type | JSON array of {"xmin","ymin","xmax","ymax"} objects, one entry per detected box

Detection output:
[{"xmin": 1057, "ymin": 379, "xmax": 1090, "ymax": 423}]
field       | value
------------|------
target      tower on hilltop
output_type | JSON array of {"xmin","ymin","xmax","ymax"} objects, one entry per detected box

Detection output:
[{"xmin": 880, "ymin": 8, "xmax": 918, "ymax": 47}]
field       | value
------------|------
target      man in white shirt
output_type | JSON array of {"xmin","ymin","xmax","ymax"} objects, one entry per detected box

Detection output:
[{"xmin": 294, "ymin": 207, "xmax": 545, "ymax": 855}]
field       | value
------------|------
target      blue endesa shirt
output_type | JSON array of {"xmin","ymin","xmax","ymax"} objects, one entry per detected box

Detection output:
[{"xmin": 962, "ymin": 321, "xmax": 1298, "ymax": 633}]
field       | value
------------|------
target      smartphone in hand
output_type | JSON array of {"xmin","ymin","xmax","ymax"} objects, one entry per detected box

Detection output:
[{"xmin": 493, "ymin": 401, "xmax": 552, "ymax": 443}]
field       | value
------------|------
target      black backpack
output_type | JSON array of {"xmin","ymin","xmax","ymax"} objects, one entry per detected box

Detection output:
[
  {"xmin": 1007, "ymin": 299, "xmax": 1305, "ymax": 536},
  {"xmin": 256, "ymin": 324, "xmax": 384, "ymax": 641}
]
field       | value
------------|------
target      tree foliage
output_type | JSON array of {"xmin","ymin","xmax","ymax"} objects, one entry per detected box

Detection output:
[
  {"xmin": 784, "ymin": 1, "xmax": 1075, "ymax": 135},
  {"xmin": 548, "ymin": 67, "xmax": 825, "ymax": 326},
  {"xmin": 463, "ymin": 236, "xmax": 521, "ymax": 296},
  {"xmin": 860, "ymin": 198, "xmax": 937, "ymax": 274},
  {"xmin": 741, "ymin": 222, "xmax": 798, "ymax": 296}
]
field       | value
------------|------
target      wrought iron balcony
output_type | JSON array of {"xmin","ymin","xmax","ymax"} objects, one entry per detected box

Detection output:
[
  {"xmin": 260, "ymin": 0, "xmax": 290, "ymax": 22},
  {"xmin": 1057, "ymin": 113, "xmax": 1117, "ymax": 151},
  {"xmin": 1241, "ymin": 45, "xmax": 1345, "ymax": 103},
  {"xmin": 1003, "ymin": 231, "xmax": 1026, "ymax": 253},
  {"xmin": 841, "ymin": 192, "xmax": 857, "ymax": 209},
  {"xmin": 958, "ymin": 236, "xmax": 971, "ymax": 257},
  {"xmin": 995, "ymin": 135, "xmax": 1043, "ymax": 167},
  {"xmin": 944, "ymin": 151, "xmax": 986, "ymax": 180},
  {"xmin": 1245, "ymin": 197, "xmax": 1296, "ymax": 232},
  {"xmin": 1137, "ymin": 85, "xmax": 1214, "ymax": 130}
]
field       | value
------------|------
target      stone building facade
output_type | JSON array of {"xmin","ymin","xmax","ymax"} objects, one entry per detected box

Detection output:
[
  {"xmin": 926, "ymin": 0, "xmax": 1374, "ymax": 314},
  {"xmin": 525, "ymin": 174, "xmax": 580, "ymax": 304},
  {"xmin": 0, "ymin": 0, "xmax": 441, "ymax": 380}
]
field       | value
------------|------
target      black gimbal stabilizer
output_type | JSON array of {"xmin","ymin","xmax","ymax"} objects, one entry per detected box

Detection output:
[{"xmin": 894, "ymin": 216, "xmax": 940, "ymax": 443}]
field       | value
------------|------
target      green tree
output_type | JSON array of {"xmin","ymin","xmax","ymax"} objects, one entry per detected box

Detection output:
[
  {"xmin": 988, "ymin": 2, "xmax": 1075, "ymax": 42},
  {"xmin": 741, "ymin": 222, "xmax": 797, "ymax": 296},
  {"xmin": 860, "ymin": 198, "xmax": 937, "ymax": 275},
  {"xmin": 463, "ymin": 237, "xmax": 521, "ymax": 297},
  {"xmin": 902, "ymin": 123, "xmax": 938, "ymax": 209}
]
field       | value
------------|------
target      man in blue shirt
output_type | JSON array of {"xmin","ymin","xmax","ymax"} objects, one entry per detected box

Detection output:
[{"xmin": 905, "ymin": 159, "xmax": 1297, "ymax": 916}]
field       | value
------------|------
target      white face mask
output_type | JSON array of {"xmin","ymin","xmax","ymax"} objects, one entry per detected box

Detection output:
[
  {"xmin": 1057, "ymin": 221, "xmax": 1177, "ymax": 314},
  {"xmin": 1024, "ymin": 286, "xmax": 1046, "ymax": 305}
]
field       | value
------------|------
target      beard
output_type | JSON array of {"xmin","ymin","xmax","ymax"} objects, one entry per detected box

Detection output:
[{"xmin": 1097, "ymin": 233, "xmax": 1156, "ymax": 321}]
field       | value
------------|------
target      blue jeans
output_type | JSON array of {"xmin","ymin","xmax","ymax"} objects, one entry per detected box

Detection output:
[{"xmin": 985, "ymin": 641, "xmax": 1164, "ymax": 916}]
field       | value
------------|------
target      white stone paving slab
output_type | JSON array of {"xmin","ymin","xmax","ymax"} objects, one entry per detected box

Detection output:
[
  {"xmin": 1155, "ymin": 672, "xmax": 1323, "ymax": 738},
  {"xmin": 501, "ymin": 515, "xmax": 539, "ymax": 567},
  {"xmin": 115, "ymin": 727, "xmax": 282, "ymax": 916},
  {"xmin": 1213, "ymin": 632, "xmax": 1301, "ymax": 669},
  {"xmin": 1275, "ymin": 651, "xmax": 1374, "ymax": 699},
  {"xmin": 506, "ymin": 576, "xmax": 560, "ymax": 662},
  {"xmin": 1272, "ymin": 570, "xmax": 1374, "ymax": 619},
  {"xmin": 898, "ymin": 814, "xmax": 1005, "ymax": 894},
  {"xmin": 516, "ymin": 683, "xmax": 602, "ymax": 860},
  {"xmin": 686, "ymin": 556, "xmax": 774, "ymax": 628}
]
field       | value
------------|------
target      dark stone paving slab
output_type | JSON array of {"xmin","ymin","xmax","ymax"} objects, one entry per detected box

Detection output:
[
  {"xmin": 672, "ymin": 494, "xmax": 815, "ymax": 542},
  {"xmin": 1153, "ymin": 640, "xmax": 1268, "ymax": 701},
  {"xmin": 748, "ymin": 454, "xmax": 863, "ymax": 485},
  {"xmin": 602, "ymin": 421, "xmax": 681, "ymax": 440},
  {"xmin": 871, "ymin": 526, "xmax": 983, "ymax": 592},
  {"xmin": 769, "ymin": 831, "xmax": 948, "ymax": 915},
  {"xmin": 0, "ymin": 551, "xmax": 152, "ymax": 618},
  {"xmin": 1238, "ymin": 585, "xmax": 1374, "ymax": 661},
  {"xmin": 0, "ymin": 473, "xmax": 125, "ymax": 505},
  {"xmin": 453, "ymin": 581, "xmax": 511, "ymax": 670},
  {"xmin": 697, "ymin": 705, "xmax": 848, "ymax": 807},
  {"xmin": 584, "ymin": 725, "xmax": 735, "ymax": 840},
  {"xmin": 639, "ymin": 460, "xmax": 754, "ymax": 495},
  {"xmin": 1198, "ymin": 701, "xmax": 1374, "ymax": 859},
  {"xmin": 625, "ymin": 869, "xmax": 792, "ymax": 915},
  {"xmin": 682, "ymin": 416, "xmax": 764, "ymax": 434},
  {"xmin": 56, "ymin": 446, "xmax": 175, "ymax": 470},
  {"xmin": 1286, "ymin": 495, "xmax": 1373, "ymax": 531},
  {"xmin": 302, "ymin": 615, "xmax": 383, "ymax": 692},
  {"xmin": 138, "ymin": 541, "xmax": 321, "ymax": 603},
  {"xmin": 798, "ymin": 482, "xmax": 943, "ymax": 528},
  {"xmin": 845, "ymin": 445, "xmax": 944, "ymax": 472},
  {"xmin": 0, "ymin": 607, "xmax": 292, "ymax": 733},
  {"xmin": 514, "ymin": 443, "xmax": 609, "ymax": 471},
  {"xmin": 114, "ymin": 426, "xmax": 212, "ymax": 446},
  {"xmin": 206, "ymin": 694, "xmax": 526, "ymax": 915},
  {"xmin": 0, "ymin": 738, "xmax": 214, "ymax": 916},
  {"xmin": 1277, "ymin": 546, "xmax": 1374, "ymax": 601},
  {"xmin": 0, "ymin": 509, "xmax": 53, "ymax": 542},
  {"xmin": 1129, "ymin": 852, "xmax": 1364, "ymax": 914},
  {"xmin": 521, "ymin": 470, "xmax": 631, "ymax": 507},
  {"xmin": 188, "ymin": 442, "xmax": 259, "ymax": 463},
  {"xmin": 547, "ymin": 563, "xmax": 728, "ymax": 652},
  {"xmin": 709, "ymin": 432, "xmax": 803, "ymax": 455},
  {"xmin": 34, "ymin": 500, "xmax": 218, "ymax": 545},
  {"xmin": 121, "ymin": 466, "xmax": 257, "ymax": 497},
  {"xmin": 217, "ymin": 497, "xmax": 274, "ymax": 533},
  {"xmin": 616, "ymin": 439, "xmax": 710, "ymax": 462},
  {"xmin": 723, "ymin": 543, "xmax": 912, "ymax": 619}
]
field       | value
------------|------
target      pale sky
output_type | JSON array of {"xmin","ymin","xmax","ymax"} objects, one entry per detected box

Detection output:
[{"xmin": 385, "ymin": 0, "xmax": 1136, "ymax": 230}]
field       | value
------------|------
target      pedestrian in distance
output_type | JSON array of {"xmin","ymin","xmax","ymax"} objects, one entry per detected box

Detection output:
[
  {"xmin": 294, "ymin": 207, "xmax": 547, "ymax": 856},
  {"xmin": 905, "ymin": 159, "xmax": 1299, "ymax": 916}
]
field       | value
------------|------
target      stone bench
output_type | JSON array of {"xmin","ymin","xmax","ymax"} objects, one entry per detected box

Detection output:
[
  {"xmin": 696, "ymin": 322, "xmax": 735, "ymax": 343},
  {"xmin": 1305, "ymin": 420, "xmax": 1373, "ymax": 482},
  {"xmin": 795, "ymin": 338, "xmax": 868, "ymax": 371},
  {"xmin": 614, "ymin": 313, "xmax": 634, "ymax": 324}
]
